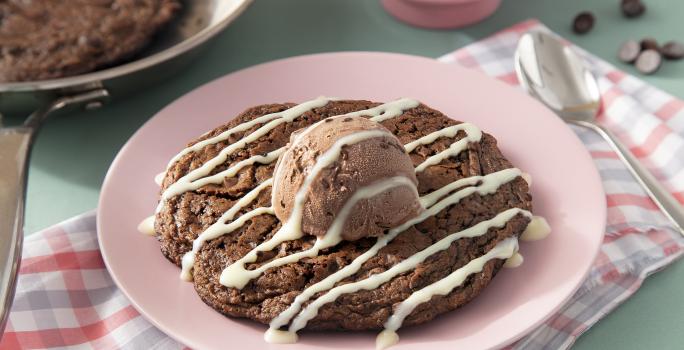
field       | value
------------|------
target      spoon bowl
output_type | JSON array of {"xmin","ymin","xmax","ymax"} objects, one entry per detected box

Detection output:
[{"xmin": 515, "ymin": 31, "xmax": 601, "ymax": 122}]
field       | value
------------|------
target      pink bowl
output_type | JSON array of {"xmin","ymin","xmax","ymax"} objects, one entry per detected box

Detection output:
[{"xmin": 381, "ymin": 0, "xmax": 501, "ymax": 29}]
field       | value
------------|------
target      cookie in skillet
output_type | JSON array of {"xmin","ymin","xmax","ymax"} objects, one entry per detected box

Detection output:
[{"xmin": 0, "ymin": 0, "xmax": 181, "ymax": 82}]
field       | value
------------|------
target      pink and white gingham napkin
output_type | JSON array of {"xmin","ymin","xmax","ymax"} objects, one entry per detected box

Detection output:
[
  {"xmin": 2, "ymin": 19, "xmax": 684, "ymax": 350},
  {"xmin": 438, "ymin": 20, "xmax": 684, "ymax": 349}
]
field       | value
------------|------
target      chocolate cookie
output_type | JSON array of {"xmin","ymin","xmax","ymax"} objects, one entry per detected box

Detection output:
[
  {"xmin": 154, "ymin": 99, "xmax": 533, "ymax": 331},
  {"xmin": 0, "ymin": 0, "xmax": 181, "ymax": 82}
]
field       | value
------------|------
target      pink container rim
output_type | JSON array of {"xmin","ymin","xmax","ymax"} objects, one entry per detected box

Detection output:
[
  {"xmin": 405, "ymin": 0, "xmax": 489, "ymax": 4},
  {"xmin": 382, "ymin": 0, "xmax": 502, "ymax": 29}
]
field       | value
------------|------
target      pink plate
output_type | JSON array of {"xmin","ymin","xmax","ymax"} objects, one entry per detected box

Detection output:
[{"xmin": 98, "ymin": 52, "xmax": 606, "ymax": 350}]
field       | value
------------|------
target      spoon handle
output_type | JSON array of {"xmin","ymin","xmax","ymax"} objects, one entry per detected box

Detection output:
[{"xmin": 572, "ymin": 120, "xmax": 684, "ymax": 235}]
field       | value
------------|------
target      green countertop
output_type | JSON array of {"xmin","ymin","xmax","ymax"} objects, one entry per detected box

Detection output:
[{"xmin": 8, "ymin": 0, "xmax": 684, "ymax": 348}]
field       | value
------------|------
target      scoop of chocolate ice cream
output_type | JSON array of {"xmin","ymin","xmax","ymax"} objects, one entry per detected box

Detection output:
[{"xmin": 272, "ymin": 115, "xmax": 422, "ymax": 241}]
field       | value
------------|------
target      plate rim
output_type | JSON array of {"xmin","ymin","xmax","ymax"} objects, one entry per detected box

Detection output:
[{"xmin": 97, "ymin": 51, "xmax": 606, "ymax": 350}]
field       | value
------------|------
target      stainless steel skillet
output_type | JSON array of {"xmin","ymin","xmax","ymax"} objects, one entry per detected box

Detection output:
[{"xmin": 0, "ymin": 0, "xmax": 252, "ymax": 334}]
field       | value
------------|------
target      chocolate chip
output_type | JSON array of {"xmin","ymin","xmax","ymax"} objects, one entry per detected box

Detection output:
[
  {"xmin": 640, "ymin": 37, "xmax": 659, "ymax": 51},
  {"xmin": 621, "ymin": 0, "xmax": 646, "ymax": 18},
  {"xmin": 618, "ymin": 40, "xmax": 641, "ymax": 63},
  {"xmin": 635, "ymin": 49, "xmax": 662, "ymax": 74},
  {"xmin": 661, "ymin": 41, "xmax": 684, "ymax": 60},
  {"xmin": 572, "ymin": 11, "xmax": 595, "ymax": 34}
]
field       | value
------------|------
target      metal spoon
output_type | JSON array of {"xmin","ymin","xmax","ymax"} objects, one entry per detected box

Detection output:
[{"xmin": 515, "ymin": 30, "xmax": 684, "ymax": 235}]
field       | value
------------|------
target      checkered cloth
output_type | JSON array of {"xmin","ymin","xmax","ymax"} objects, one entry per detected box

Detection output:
[{"xmin": 2, "ymin": 20, "xmax": 683, "ymax": 349}]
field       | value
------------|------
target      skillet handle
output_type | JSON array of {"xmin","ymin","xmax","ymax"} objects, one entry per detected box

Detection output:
[
  {"xmin": 0, "ymin": 88, "xmax": 109, "ymax": 335},
  {"xmin": 0, "ymin": 127, "xmax": 33, "ymax": 333}
]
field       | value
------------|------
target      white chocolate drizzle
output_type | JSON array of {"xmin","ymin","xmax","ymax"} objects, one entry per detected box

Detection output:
[
  {"xmin": 165, "ymin": 149, "xmax": 284, "ymax": 213},
  {"xmin": 264, "ymin": 328, "xmax": 299, "ymax": 344},
  {"xmin": 154, "ymin": 172, "xmax": 165, "ymax": 186},
  {"xmin": 288, "ymin": 208, "xmax": 528, "ymax": 335},
  {"xmin": 137, "ymin": 216, "xmax": 155, "ymax": 236},
  {"xmin": 220, "ymin": 129, "xmax": 396, "ymax": 288},
  {"xmin": 376, "ymin": 329, "xmax": 400, "ymax": 350},
  {"xmin": 418, "ymin": 174, "xmax": 480, "ymax": 209},
  {"xmin": 414, "ymin": 123, "xmax": 482, "ymax": 173},
  {"xmin": 269, "ymin": 168, "xmax": 522, "ymax": 334},
  {"xmin": 404, "ymin": 123, "xmax": 478, "ymax": 153},
  {"xmin": 164, "ymin": 97, "xmax": 333, "ymax": 171},
  {"xmin": 521, "ymin": 216, "xmax": 551, "ymax": 241},
  {"xmin": 504, "ymin": 252, "xmax": 524, "ymax": 268},
  {"xmin": 156, "ymin": 97, "xmax": 333, "ymax": 213},
  {"xmin": 180, "ymin": 179, "xmax": 274, "ymax": 280},
  {"xmin": 220, "ymin": 176, "xmax": 417, "ymax": 288},
  {"xmin": 377, "ymin": 237, "xmax": 519, "ymax": 350},
  {"xmin": 364, "ymin": 98, "xmax": 420, "ymax": 122},
  {"xmin": 521, "ymin": 172, "xmax": 532, "ymax": 186}
]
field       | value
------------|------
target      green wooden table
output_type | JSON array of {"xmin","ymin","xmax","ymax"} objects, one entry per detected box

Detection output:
[{"xmin": 8, "ymin": 0, "xmax": 684, "ymax": 348}]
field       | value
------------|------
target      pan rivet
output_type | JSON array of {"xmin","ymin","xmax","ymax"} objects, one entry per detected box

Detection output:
[{"xmin": 84, "ymin": 101, "xmax": 104, "ymax": 111}]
